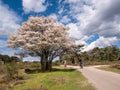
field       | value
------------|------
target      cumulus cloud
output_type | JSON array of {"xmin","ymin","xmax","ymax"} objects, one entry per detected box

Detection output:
[
  {"xmin": 75, "ymin": 36, "xmax": 88, "ymax": 45},
  {"xmin": 0, "ymin": 1, "xmax": 21, "ymax": 56},
  {"xmin": 83, "ymin": 0, "xmax": 120, "ymax": 38},
  {"xmin": 0, "ymin": 1, "xmax": 20, "ymax": 37},
  {"xmin": 65, "ymin": 0, "xmax": 81, "ymax": 3},
  {"xmin": 48, "ymin": 14, "xmax": 58, "ymax": 21},
  {"xmin": 84, "ymin": 37, "xmax": 118, "ymax": 51},
  {"xmin": 59, "ymin": 0, "xmax": 120, "ymax": 50},
  {"xmin": 60, "ymin": 16, "xmax": 71, "ymax": 24},
  {"xmin": 23, "ymin": 56, "xmax": 40, "ymax": 61},
  {"xmin": 67, "ymin": 23, "xmax": 82, "ymax": 39},
  {"xmin": 22, "ymin": 0, "xmax": 47, "ymax": 13}
]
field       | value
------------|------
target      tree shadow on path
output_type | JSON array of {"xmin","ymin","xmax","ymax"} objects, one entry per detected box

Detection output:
[
  {"xmin": 25, "ymin": 68, "xmax": 76, "ymax": 74},
  {"xmin": 52, "ymin": 68, "xmax": 76, "ymax": 72}
]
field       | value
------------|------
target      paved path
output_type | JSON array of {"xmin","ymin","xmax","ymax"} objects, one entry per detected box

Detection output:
[{"xmin": 68, "ymin": 65, "xmax": 120, "ymax": 90}]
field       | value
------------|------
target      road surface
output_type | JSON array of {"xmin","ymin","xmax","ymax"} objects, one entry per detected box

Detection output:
[{"xmin": 68, "ymin": 65, "xmax": 120, "ymax": 90}]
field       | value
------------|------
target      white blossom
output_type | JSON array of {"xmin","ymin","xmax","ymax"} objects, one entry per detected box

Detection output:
[{"xmin": 8, "ymin": 16, "xmax": 74, "ymax": 54}]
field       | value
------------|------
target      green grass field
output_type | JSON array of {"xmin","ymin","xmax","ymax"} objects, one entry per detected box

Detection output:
[
  {"xmin": 12, "ymin": 67, "xmax": 95, "ymax": 90},
  {"xmin": 97, "ymin": 66, "xmax": 120, "ymax": 74}
]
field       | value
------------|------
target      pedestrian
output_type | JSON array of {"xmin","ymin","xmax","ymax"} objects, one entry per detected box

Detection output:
[
  {"xmin": 78, "ymin": 57, "xmax": 83, "ymax": 69},
  {"xmin": 64, "ymin": 60, "xmax": 67, "ymax": 67}
]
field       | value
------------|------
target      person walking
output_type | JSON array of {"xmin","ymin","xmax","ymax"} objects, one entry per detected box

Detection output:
[{"xmin": 64, "ymin": 60, "xmax": 67, "ymax": 67}]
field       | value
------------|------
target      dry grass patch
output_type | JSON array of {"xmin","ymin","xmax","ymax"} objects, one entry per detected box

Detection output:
[{"xmin": 97, "ymin": 65, "xmax": 120, "ymax": 74}]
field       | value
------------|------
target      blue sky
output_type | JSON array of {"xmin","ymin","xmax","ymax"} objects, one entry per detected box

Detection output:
[{"xmin": 0, "ymin": 0, "xmax": 120, "ymax": 60}]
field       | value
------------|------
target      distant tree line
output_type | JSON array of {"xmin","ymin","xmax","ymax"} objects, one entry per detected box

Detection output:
[
  {"xmin": 60, "ymin": 46, "xmax": 120, "ymax": 65},
  {"xmin": 0, "ymin": 54, "xmax": 20, "ymax": 64},
  {"xmin": 82, "ymin": 46, "xmax": 120, "ymax": 61}
]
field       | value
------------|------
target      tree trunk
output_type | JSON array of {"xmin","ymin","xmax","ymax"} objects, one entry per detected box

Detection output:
[
  {"xmin": 48, "ymin": 61, "xmax": 52, "ymax": 71},
  {"xmin": 41, "ymin": 60, "xmax": 46, "ymax": 72},
  {"xmin": 40, "ymin": 56, "xmax": 52, "ymax": 72},
  {"xmin": 46, "ymin": 61, "xmax": 52, "ymax": 71}
]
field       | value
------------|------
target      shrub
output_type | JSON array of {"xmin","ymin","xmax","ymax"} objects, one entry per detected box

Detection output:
[
  {"xmin": 0, "ymin": 64, "xmax": 7, "ymax": 75},
  {"xmin": 25, "ymin": 68, "xmax": 32, "ymax": 73},
  {"xmin": 19, "ymin": 62, "xmax": 40, "ymax": 70},
  {"xmin": 30, "ymin": 62, "xmax": 40, "ymax": 69},
  {"xmin": 111, "ymin": 64, "xmax": 120, "ymax": 69},
  {"xmin": 52, "ymin": 61, "xmax": 60, "ymax": 66},
  {"xmin": 6, "ymin": 62, "xmax": 19, "ymax": 80},
  {"xmin": 0, "ymin": 84, "xmax": 9, "ymax": 90}
]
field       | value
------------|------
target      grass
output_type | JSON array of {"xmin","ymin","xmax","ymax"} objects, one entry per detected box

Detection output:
[
  {"xmin": 97, "ymin": 66, "xmax": 120, "ymax": 74},
  {"xmin": 12, "ymin": 67, "xmax": 95, "ymax": 90}
]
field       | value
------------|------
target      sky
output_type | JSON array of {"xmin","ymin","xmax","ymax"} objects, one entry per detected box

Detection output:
[{"xmin": 0, "ymin": 0, "xmax": 120, "ymax": 60}]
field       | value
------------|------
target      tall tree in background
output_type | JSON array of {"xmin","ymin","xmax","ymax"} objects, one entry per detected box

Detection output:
[
  {"xmin": 60, "ymin": 45, "xmax": 84, "ymax": 65},
  {"xmin": 84, "ymin": 46, "xmax": 120, "ymax": 62},
  {"xmin": 8, "ymin": 17, "xmax": 74, "ymax": 72},
  {"xmin": 69, "ymin": 45, "xmax": 84, "ymax": 63}
]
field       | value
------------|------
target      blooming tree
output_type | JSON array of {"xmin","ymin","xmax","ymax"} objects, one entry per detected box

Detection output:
[{"xmin": 8, "ymin": 16, "xmax": 74, "ymax": 72}]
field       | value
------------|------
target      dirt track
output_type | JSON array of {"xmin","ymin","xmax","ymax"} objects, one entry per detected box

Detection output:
[{"xmin": 68, "ymin": 65, "xmax": 120, "ymax": 90}]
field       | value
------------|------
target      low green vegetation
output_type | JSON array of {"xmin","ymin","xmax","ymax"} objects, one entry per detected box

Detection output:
[
  {"xmin": 0, "ymin": 59, "xmax": 95, "ymax": 90},
  {"xmin": 97, "ymin": 65, "xmax": 120, "ymax": 74},
  {"xmin": 1, "ymin": 45, "xmax": 120, "ymax": 90},
  {"xmin": 12, "ymin": 67, "xmax": 95, "ymax": 90}
]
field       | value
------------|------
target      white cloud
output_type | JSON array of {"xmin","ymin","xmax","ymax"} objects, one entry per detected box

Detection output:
[
  {"xmin": 48, "ymin": 14, "xmax": 58, "ymax": 21},
  {"xmin": 76, "ymin": 0, "xmax": 120, "ymax": 39},
  {"xmin": 83, "ymin": 37, "xmax": 118, "ymax": 51},
  {"xmin": 76, "ymin": 5, "xmax": 96, "ymax": 34},
  {"xmin": 60, "ymin": 16, "xmax": 71, "ymax": 24},
  {"xmin": 65, "ymin": 0, "xmax": 82, "ymax": 3},
  {"xmin": 75, "ymin": 36, "xmax": 88, "ymax": 45},
  {"xmin": 0, "ymin": 1, "xmax": 21, "ymax": 56},
  {"xmin": 58, "ymin": 0, "xmax": 120, "ymax": 50},
  {"xmin": 22, "ymin": 0, "xmax": 47, "ymax": 13},
  {"xmin": 23, "ymin": 56, "xmax": 40, "ymax": 61},
  {"xmin": 82, "ymin": 0, "xmax": 120, "ymax": 38},
  {"xmin": 67, "ymin": 23, "xmax": 82, "ymax": 39},
  {"xmin": 0, "ymin": 1, "xmax": 20, "ymax": 37}
]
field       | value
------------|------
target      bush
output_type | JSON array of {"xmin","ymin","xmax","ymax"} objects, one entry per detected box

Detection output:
[
  {"xmin": 25, "ymin": 68, "xmax": 32, "ymax": 73},
  {"xmin": 0, "ymin": 64, "xmax": 7, "ymax": 75},
  {"xmin": 6, "ymin": 62, "xmax": 19, "ymax": 80},
  {"xmin": 52, "ymin": 61, "xmax": 60, "ymax": 66},
  {"xmin": 0, "ymin": 84, "xmax": 9, "ymax": 90},
  {"xmin": 111, "ymin": 64, "xmax": 120, "ymax": 69},
  {"xmin": 19, "ymin": 62, "xmax": 40, "ymax": 70},
  {"xmin": 30, "ymin": 62, "xmax": 40, "ymax": 68}
]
